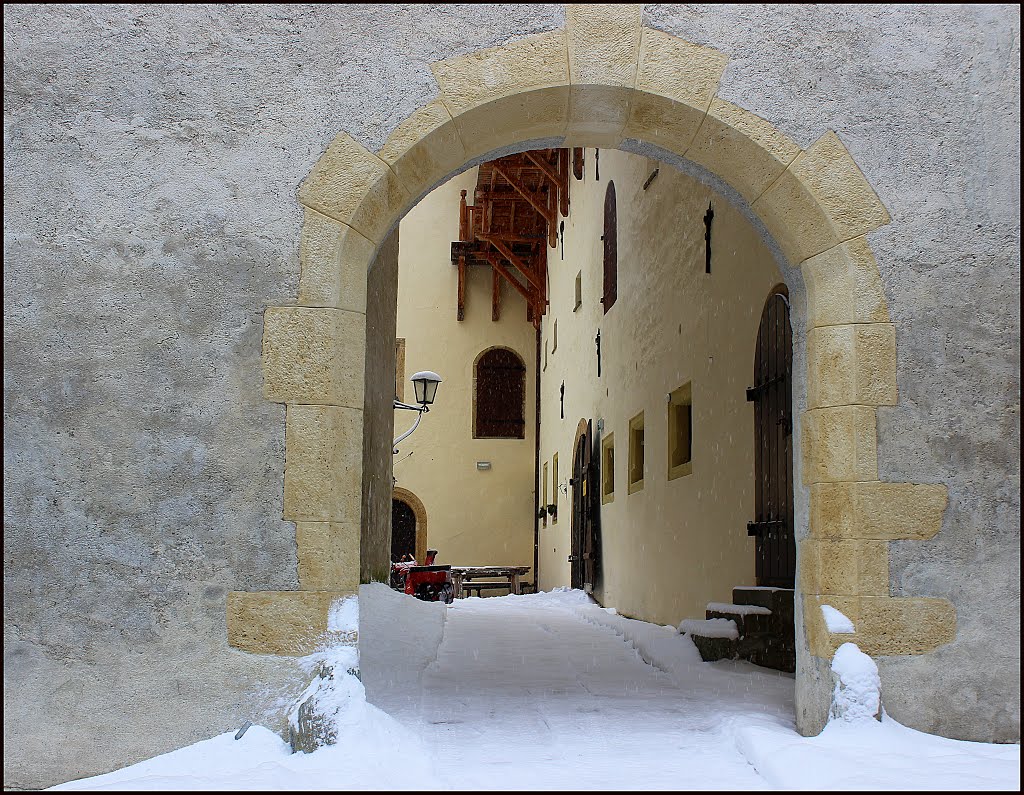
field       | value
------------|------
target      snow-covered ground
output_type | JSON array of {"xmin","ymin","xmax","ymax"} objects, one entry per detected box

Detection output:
[{"xmin": 51, "ymin": 588, "xmax": 1019, "ymax": 791}]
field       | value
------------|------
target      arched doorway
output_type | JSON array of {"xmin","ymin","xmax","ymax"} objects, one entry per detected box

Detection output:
[
  {"xmin": 570, "ymin": 419, "xmax": 598, "ymax": 592},
  {"xmin": 391, "ymin": 498, "xmax": 417, "ymax": 562},
  {"xmin": 748, "ymin": 286, "xmax": 795, "ymax": 587},
  {"xmin": 391, "ymin": 487, "xmax": 427, "ymax": 565}
]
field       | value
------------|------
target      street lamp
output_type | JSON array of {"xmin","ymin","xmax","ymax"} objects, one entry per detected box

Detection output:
[{"xmin": 393, "ymin": 371, "xmax": 442, "ymax": 454}]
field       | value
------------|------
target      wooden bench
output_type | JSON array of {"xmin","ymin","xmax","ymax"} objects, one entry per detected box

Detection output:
[{"xmin": 462, "ymin": 581, "xmax": 511, "ymax": 597}]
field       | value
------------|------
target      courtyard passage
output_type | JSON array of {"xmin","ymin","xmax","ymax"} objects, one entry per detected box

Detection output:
[
  {"xmin": 372, "ymin": 589, "xmax": 787, "ymax": 789},
  {"xmin": 366, "ymin": 590, "xmax": 1017, "ymax": 791},
  {"xmin": 50, "ymin": 588, "xmax": 1018, "ymax": 791}
]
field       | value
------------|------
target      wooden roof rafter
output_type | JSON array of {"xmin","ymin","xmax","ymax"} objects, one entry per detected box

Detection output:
[{"xmin": 451, "ymin": 148, "xmax": 570, "ymax": 329}]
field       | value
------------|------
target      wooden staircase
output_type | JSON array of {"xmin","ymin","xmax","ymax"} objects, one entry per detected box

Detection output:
[{"xmin": 687, "ymin": 587, "xmax": 795, "ymax": 673}]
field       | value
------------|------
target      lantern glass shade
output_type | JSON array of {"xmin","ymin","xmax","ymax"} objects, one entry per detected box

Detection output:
[{"xmin": 411, "ymin": 371, "xmax": 442, "ymax": 406}]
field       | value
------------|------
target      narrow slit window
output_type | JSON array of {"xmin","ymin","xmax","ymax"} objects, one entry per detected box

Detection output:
[
  {"xmin": 628, "ymin": 412, "xmax": 644, "ymax": 494},
  {"xmin": 668, "ymin": 382, "xmax": 693, "ymax": 480},
  {"xmin": 574, "ymin": 271, "xmax": 582, "ymax": 312}
]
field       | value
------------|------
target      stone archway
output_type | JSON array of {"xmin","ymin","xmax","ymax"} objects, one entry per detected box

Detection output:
[{"xmin": 235, "ymin": 3, "xmax": 955, "ymax": 734}]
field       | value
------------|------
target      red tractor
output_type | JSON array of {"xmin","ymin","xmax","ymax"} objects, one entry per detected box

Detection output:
[{"xmin": 389, "ymin": 549, "xmax": 455, "ymax": 604}]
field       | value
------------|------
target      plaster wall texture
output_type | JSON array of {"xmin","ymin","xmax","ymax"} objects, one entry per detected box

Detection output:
[
  {"xmin": 536, "ymin": 148, "xmax": 783, "ymax": 627},
  {"xmin": 392, "ymin": 168, "xmax": 537, "ymax": 571},
  {"xmin": 2, "ymin": 4, "xmax": 1018, "ymax": 788}
]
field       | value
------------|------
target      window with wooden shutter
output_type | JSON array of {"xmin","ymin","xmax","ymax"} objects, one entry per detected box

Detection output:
[
  {"xmin": 602, "ymin": 181, "xmax": 617, "ymax": 313},
  {"xmin": 474, "ymin": 347, "xmax": 527, "ymax": 439}
]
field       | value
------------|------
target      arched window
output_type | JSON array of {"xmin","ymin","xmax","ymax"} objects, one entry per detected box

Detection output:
[
  {"xmin": 474, "ymin": 347, "xmax": 526, "ymax": 439},
  {"xmin": 602, "ymin": 181, "xmax": 617, "ymax": 313}
]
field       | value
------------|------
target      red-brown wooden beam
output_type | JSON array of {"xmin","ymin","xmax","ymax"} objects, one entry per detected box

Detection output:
[
  {"xmin": 491, "ymin": 163, "xmax": 556, "ymax": 227},
  {"xmin": 482, "ymin": 235, "xmax": 545, "ymax": 290},
  {"xmin": 484, "ymin": 254, "xmax": 533, "ymax": 303}
]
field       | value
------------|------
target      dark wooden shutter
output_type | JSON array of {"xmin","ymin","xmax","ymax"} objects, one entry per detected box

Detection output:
[
  {"xmin": 475, "ymin": 348, "xmax": 526, "ymax": 438},
  {"xmin": 602, "ymin": 182, "xmax": 617, "ymax": 313}
]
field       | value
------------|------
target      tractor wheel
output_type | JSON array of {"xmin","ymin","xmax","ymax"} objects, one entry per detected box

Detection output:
[{"xmin": 440, "ymin": 583, "xmax": 454, "ymax": 604}]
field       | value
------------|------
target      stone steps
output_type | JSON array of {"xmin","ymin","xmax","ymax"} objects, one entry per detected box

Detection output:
[{"xmin": 685, "ymin": 587, "xmax": 795, "ymax": 673}]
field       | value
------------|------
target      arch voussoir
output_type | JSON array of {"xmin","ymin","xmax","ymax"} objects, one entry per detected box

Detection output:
[
  {"xmin": 753, "ymin": 130, "xmax": 892, "ymax": 265},
  {"xmin": 621, "ymin": 28, "xmax": 727, "ymax": 157},
  {"xmin": 565, "ymin": 4, "xmax": 642, "ymax": 147},
  {"xmin": 431, "ymin": 30, "xmax": 571, "ymax": 162}
]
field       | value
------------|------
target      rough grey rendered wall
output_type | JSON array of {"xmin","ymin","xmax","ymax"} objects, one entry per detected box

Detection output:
[
  {"xmin": 2, "ymin": 5, "xmax": 564, "ymax": 789},
  {"xmin": 360, "ymin": 228, "xmax": 399, "ymax": 585},
  {"xmin": 2, "ymin": 3, "xmax": 1018, "ymax": 788}
]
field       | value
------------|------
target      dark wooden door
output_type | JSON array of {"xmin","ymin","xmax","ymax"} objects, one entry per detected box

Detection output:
[
  {"xmin": 748, "ymin": 289, "xmax": 795, "ymax": 587},
  {"xmin": 391, "ymin": 499, "xmax": 416, "ymax": 562},
  {"xmin": 571, "ymin": 419, "xmax": 598, "ymax": 590}
]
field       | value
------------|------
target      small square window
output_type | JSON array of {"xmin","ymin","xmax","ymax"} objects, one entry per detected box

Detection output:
[
  {"xmin": 668, "ymin": 383, "xmax": 693, "ymax": 480},
  {"xmin": 574, "ymin": 271, "xmax": 582, "ymax": 312},
  {"xmin": 601, "ymin": 433, "xmax": 615, "ymax": 504},
  {"xmin": 628, "ymin": 412, "xmax": 644, "ymax": 494}
]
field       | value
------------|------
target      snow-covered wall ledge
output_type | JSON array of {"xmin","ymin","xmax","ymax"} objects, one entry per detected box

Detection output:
[{"xmin": 357, "ymin": 583, "xmax": 447, "ymax": 712}]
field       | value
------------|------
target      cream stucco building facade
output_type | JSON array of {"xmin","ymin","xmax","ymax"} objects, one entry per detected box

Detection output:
[
  {"xmin": 392, "ymin": 147, "xmax": 786, "ymax": 628},
  {"xmin": 392, "ymin": 168, "xmax": 537, "ymax": 572}
]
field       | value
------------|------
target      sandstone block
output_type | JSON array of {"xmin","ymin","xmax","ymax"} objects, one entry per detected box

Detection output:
[
  {"xmin": 801, "ymin": 237, "xmax": 891, "ymax": 329},
  {"xmin": 802, "ymin": 406, "xmax": 879, "ymax": 484},
  {"xmin": 296, "ymin": 522, "xmax": 360, "ymax": 591},
  {"xmin": 298, "ymin": 132, "xmax": 410, "ymax": 245},
  {"xmin": 431, "ymin": 31, "xmax": 570, "ymax": 160},
  {"xmin": 378, "ymin": 98, "xmax": 468, "ymax": 200},
  {"xmin": 855, "ymin": 597, "xmax": 957, "ymax": 656},
  {"xmin": 753, "ymin": 132, "xmax": 891, "ymax": 264},
  {"xmin": 804, "ymin": 593, "xmax": 861, "ymax": 659},
  {"xmin": 263, "ymin": 307, "xmax": 366, "ymax": 408},
  {"xmin": 810, "ymin": 482, "xmax": 948, "ymax": 540},
  {"xmin": 622, "ymin": 28, "xmax": 728, "ymax": 156},
  {"xmin": 227, "ymin": 590, "xmax": 354, "ymax": 656},
  {"xmin": 564, "ymin": 5, "xmax": 642, "ymax": 145},
  {"xmin": 806, "ymin": 323, "xmax": 898, "ymax": 409},
  {"xmin": 297, "ymin": 208, "xmax": 375, "ymax": 312},
  {"xmin": 283, "ymin": 404, "xmax": 363, "ymax": 524},
  {"xmin": 685, "ymin": 98, "xmax": 802, "ymax": 204},
  {"xmin": 800, "ymin": 538, "xmax": 890, "ymax": 597}
]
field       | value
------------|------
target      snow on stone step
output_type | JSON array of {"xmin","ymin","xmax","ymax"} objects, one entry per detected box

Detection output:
[
  {"xmin": 706, "ymin": 601, "xmax": 772, "ymax": 616},
  {"xmin": 678, "ymin": 617, "xmax": 739, "ymax": 639}
]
